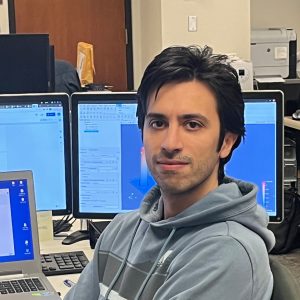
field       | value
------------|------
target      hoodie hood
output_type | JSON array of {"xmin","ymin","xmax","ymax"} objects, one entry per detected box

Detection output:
[{"xmin": 140, "ymin": 177, "xmax": 275, "ymax": 251}]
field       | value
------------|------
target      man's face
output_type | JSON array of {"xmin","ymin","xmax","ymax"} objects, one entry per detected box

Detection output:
[{"xmin": 143, "ymin": 80, "xmax": 237, "ymax": 199}]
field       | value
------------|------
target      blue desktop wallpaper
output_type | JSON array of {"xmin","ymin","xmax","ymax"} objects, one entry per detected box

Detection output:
[
  {"xmin": 121, "ymin": 124, "xmax": 156, "ymax": 211},
  {"xmin": 120, "ymin": 122, "xmax": 276, "ymax": 215},
  {"xmin": 0, "ymin": 179, "xmax": 34, "ymax": 263},
  {"xmin": 226, "ymin": 123, "xmax": 276, "ymax": 215}
]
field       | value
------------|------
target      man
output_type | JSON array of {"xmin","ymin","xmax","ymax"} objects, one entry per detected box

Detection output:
[
  {"xmin": 54, "ymin": 59, "xmax": 81, "ymax": 95},
  {"xmin": 65, "ymin": 46, "xmax": 275, "ymax": 300}
]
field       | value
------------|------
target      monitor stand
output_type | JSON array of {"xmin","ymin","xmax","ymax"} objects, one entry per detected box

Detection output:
[{"xmin": 62, "ymin": 219, "xmax": 90, "ymax": 245}]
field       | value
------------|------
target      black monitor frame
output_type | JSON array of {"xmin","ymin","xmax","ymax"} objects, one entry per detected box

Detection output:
[
  {"xmin": 0, "ymin": 93, "xmax": 72, "ymax": 216},
  {"xmin": 48, "ymin": 45, "xmax": 55, "ymax": 92},
  {"xmin": 71, "ymin": 91, "xmax": 284, "ymax": 223},
  {"xmin": 71, "ymin": 92, "xmax": 138, "ymax": 219},
  {"xmin": 241, "ymin": 90, "xmax": 284, "ymax": 223}
]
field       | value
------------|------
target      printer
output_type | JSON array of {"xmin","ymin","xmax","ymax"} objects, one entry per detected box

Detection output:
[
  {"xmin": 229, "ymin": 57, "xmax": 253, "ymax": 90},
  {"xmin": 251, "ymin": 28, "xmax": 297, "ymax": 79}
]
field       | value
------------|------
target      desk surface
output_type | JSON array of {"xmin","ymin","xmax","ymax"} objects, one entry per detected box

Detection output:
[
  {"xmin": 40, "ymin": 229, "xmax": 94, "ymax": 299},
  {"xmin": 284, "ymin": 116, "xmax": 300, "ymax": 130}
]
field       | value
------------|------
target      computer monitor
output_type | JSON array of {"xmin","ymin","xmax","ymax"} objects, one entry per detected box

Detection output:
[
  {"xmin": 0, "ymin": 34, "xmax": 50, "ymax": 93},
  {"xmin": 0, "ymin": 93, "xmax": 72, "ymax": 215},
  {"xmin": 226, "ymin": 91, "xmax": 284, "ymax": 223},
  {"xmin": 71, "ymin": 92, "xmax": 155, "ymax": 221},
  {"xmin": 71, "ymin": 90, "xmax": 283, "ymax": 223}
]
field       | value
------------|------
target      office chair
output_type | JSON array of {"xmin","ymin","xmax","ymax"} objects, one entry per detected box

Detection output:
[{"xmin": 269, "ymin": 256, "xmax": 300, "ymax": 300}]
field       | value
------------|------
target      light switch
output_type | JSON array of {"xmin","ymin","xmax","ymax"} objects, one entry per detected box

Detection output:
[{"xmin": 188, "ymin": 16, "xmax": 197, "ymax": 32}]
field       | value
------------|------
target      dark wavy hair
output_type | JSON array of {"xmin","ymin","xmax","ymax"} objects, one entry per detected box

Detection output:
[{"xmin": 136, "ymin": 45, "xmax": 245, "ymax": 183}]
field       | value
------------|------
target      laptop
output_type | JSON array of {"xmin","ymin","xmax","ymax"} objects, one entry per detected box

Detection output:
[{"xmin": 0, "ymin": 171, "xmax": 61, "ymax": 299}]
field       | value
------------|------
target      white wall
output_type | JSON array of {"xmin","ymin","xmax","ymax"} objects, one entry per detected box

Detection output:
[
  {"xmin": 161, "ymin": 0, "xmax": 250, "ymax": 57},
  {"xmin": 131, "ymin": 0, "xmax": 162, "ymax": 89},
  {"xmin": 132, "ymin": 0, "xmax": 251, "ymax": 88},
  {"xmin": 0, "ymin": 0, "xmax": 9, "ymax": 33},
  {"xmin": 251, "ymin": 0, "xmax": 300, "ymax": 51}
]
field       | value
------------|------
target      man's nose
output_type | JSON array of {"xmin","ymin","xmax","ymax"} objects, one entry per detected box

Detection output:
[{"xmin": 161, "ymin": 125, "xmax": 183, "ymax": 153}]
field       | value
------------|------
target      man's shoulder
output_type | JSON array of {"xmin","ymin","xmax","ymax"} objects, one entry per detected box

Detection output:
[
  {"xmin": 205, "ymin": 220, "xmax": 266, "ymax": 243},
  {"xmin": 103, "ymin": 210, "xmax": 140, "ymax": 234},
  {"xmin": 225, "ymin": 220, "xmax": 268, "ymax": 247},
  {"xmin": 188, "ymin": 221, "xmax": 268, "ymax": 257},
  {"xmin": 113, "ymin": 210, "xmax": 140, "ymax": 222}
]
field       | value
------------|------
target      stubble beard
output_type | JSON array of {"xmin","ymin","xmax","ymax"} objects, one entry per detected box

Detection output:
[{"xmin": 150, "ymin": 156, "xmax": 217, "ymax": 197}]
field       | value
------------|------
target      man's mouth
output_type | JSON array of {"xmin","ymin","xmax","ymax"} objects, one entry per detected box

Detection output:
[{"xmin": 156, "ymin": 159, "xmax": 189, "ymax": 171}]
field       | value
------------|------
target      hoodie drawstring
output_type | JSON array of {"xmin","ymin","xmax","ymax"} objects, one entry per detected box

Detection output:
[
  {"xmin": 134, "ymin": 227, "xmax": 176, "ymax": 300},
  {"xmin": 104, "ymin": 218, "xmax": 142, "ymax": 300}
]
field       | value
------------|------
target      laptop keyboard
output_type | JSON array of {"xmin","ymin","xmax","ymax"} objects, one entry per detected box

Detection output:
[
  {"xmin": 0, "ymin": 278, "xmax": 45, "ymax": 294},
  {"xmin": 41, "ymin": 250, "xmax": 89, "ymax": 276}
]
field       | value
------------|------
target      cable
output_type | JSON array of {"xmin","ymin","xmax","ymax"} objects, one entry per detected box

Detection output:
[{"xmin": 53, "ymin": 215, "xmax": 75, "ymax": 235}]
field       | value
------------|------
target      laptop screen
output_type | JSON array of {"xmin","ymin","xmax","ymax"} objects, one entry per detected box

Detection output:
[{"xmin": 0, "ymin": 178, "xmax": 34, "ymax": 263}]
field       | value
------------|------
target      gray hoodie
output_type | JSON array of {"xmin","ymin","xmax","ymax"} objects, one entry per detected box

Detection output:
[{"xmin": 64, "ymin": 178, "xmax": 275, "ymax": 300}]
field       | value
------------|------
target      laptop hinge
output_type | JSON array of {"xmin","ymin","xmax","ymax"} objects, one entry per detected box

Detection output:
[{"xmin": 0, "ymin": 271, "xmax": 24, "ymax": 280}]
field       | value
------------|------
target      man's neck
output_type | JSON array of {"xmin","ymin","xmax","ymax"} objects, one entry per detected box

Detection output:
[{"xmin": 162, "ymin": 181, "xmax": 219, "ymax": 219}]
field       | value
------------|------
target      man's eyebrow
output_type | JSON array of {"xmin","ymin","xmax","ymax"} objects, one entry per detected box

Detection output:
[
  {"xmin": 179, "ymin": 113, "xmax": 208, "ymax": 121},
  {"xmin": 179, "ymin": 114, "xmax": 209, "ymax": 125},
  {"xmin": 145, "ymin": 112, "xmax": 166, "ymax": 120},
  {"xmin": 145, "ymin": 112, "xmax": 209, "ymax": 123}
]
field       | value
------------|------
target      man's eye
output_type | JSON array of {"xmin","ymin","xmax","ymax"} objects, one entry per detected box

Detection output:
[
  {"xmin": 185, "ymin": 121, "xmax": 202, "ymax": 130},
  {"xmin": 150, "ymin": 120, "xmax": 165, "ymax": 129}
]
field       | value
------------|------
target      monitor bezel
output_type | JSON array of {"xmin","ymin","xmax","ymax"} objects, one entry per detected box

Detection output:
[
  {"xmin": 242, "ymin": 90, "xmax": 284, "ymax": 223},
  {"xmin": 0, "ymin": 93, "xmax": 72, "ymax": 216},
  {"xmin": 71, "ymin": 90, "xmax": 284, "ymax": 223},
  {"xmin": 71, "ymin": 92, "xmax": 138, "ymax": 219}
]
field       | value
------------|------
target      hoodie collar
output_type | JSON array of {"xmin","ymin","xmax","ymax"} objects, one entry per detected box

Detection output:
[{"xmin": 140, "ymin": 177, "xmax": 275, "ymax": 251}]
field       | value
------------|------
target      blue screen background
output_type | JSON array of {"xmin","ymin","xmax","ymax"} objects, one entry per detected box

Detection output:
[
  {"xmin": 226, "ymin": 124, "xmax": 276, "ymax": 215},
  {"xmin": 78, "ymin": 100, "xmax": 278, "ymax": 217},
  {"xmin": 0, "ymin": 179, "xmax": 34, "ymax": 263},
  {"xmin": 121, "ymin": 124, "xmax": 156, "ymax": 210}
]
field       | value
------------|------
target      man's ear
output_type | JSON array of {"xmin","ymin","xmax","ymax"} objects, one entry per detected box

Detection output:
[{"xmin": 219, "ymin": 132, "xmax": 238, "ymax": 159}]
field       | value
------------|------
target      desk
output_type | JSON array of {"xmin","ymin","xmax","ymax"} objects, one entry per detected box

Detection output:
[
  {"xmin": 40, "ymin": 228, "xmax": 94, "ymax": 299},
  {"xmin": 284, "ymin": 116, "xmax": 300, "ymax": 130}
]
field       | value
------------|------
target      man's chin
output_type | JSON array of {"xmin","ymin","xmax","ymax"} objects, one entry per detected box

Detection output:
[{"xmin": 157, "ymin": 181, "xmax": 187, "ymax": 195}]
